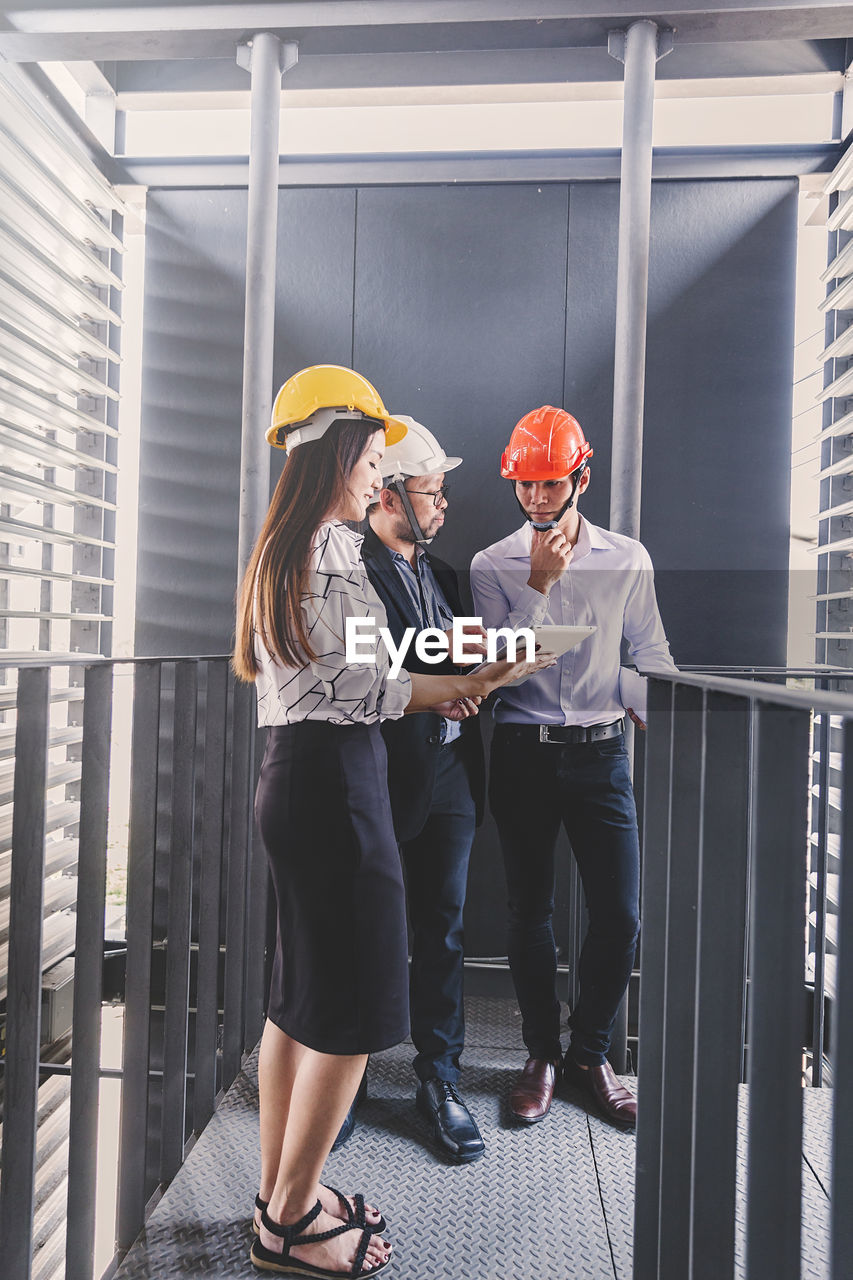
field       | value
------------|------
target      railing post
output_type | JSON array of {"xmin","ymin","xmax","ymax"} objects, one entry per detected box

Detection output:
[
  {"xmin": 222, "ymin": 676, "xmax": 253, "ymax": 1084},
  {"xmin": 832, "ymin": 721, "xmax": 853, "ymax": 1278},
  {"xmin": 745, "ymin": 702, "xmax": 810, "ymax": 1280},
  {"xmin": 193, "ymin": 659, "xmax": 229, "ymax": 1133},
  {"xmin": 633, "ymin": 676, "xmax": 674, "ymax": 1280},
  {"xmin": 0, "ymin": 666, "xmax": 49, "ymax": 1280},
  {"xmin": 160, "ymin": 661, "xmax": 198, "ymax": 1184},
  {"xmin": 690, "ymin": 690, "xmax": 751, "ymax": 1280},
  {"xmin": 117, "ymin": 662, "xmax": 162, "ymax": 1252},
  {"xmin": 65, "ymin": 663, "xmax": 114, "ymax": 1280},
  {"xmin": 656, "ymin": 683, "xmax": 704, "ymax": 1280}
]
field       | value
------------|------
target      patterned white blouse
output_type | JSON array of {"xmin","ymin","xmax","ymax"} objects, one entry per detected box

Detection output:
[{"xmin": 254, "ymin": 520, "xmax": 413, "ymax": 727}]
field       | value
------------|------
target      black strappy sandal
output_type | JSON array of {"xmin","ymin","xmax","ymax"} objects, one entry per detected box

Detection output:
[
  {"xmin": 253, "ymin": 1189, "xmax": 387, "ymax": 1236},
  {"xmin": 250, "ymin": 1201, "xmax": 392, "ymax": 1277}
]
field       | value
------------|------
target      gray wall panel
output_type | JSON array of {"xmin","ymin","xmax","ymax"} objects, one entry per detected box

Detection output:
[
  {"xmin": 565, "ymin": 178, "xmax": 797, "ymax": 666},
  {"xmin": 135, "ymin": 176, "xmax": 798, "ymax": 961},
  {"xmin": 136, "ymin": 188, "xmax": 355, "ymax": 654},
  {"xmin": 352, "ymin": 183, "xmax": 570, "ymax": 573},
  {"xmin": 136, "ymin": 189, "xmax": 248, "ymax": 657}
]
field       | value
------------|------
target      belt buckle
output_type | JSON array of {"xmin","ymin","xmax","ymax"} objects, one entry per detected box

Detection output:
[{"xmin": 539, "ymin": 725, "xmax": 557, "ymax": 744}]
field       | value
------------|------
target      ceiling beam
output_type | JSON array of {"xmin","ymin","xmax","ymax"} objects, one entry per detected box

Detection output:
[
  {"xmin": 108, "ymin": 41, "xmax": 847, "ymax": 98},
  {"xmin": 1, "ymin": 4, "xmax": 853, "ymax": 63},
  {"xmin": 116, "ymin": 142, "xmax": 841, "ymax": 189}
]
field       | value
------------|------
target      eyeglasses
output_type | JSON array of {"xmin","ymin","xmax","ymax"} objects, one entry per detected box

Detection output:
[{"xmin": 406, "ymin": 485, "xmax": 450, "ymax": 507}]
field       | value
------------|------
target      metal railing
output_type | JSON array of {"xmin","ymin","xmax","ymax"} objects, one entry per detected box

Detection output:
[
  {"xmin": 634, "ymin": 669, "xmax": 853, "ymax": 1280},
  {"xmin": 0, "ymin": 655, "xmax": 264, "ymax": 1280}
]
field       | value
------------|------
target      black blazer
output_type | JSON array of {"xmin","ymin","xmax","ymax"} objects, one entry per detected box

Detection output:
[{"xmin": 361, "ymin": 525, "xmax": 486, "ymax": 843}]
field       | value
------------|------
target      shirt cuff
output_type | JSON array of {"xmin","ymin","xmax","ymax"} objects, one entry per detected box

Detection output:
[
  {"xmin": 381, "ymin": 669, "xmax": 412, "ymax": 720},
  {"xmin": 512, "ymin": 584, "xmax": 551, "ymax": 626}
]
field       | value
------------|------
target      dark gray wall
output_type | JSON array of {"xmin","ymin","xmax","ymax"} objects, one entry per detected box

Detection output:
[{"xmin": 136, "ymin": 177, "xmax": 797, "ymax": 953}]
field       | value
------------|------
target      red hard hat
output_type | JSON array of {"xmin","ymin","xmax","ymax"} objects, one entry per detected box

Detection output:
[{"xmin": 500, "ymin": 406, "xmax": 593, "ymax": 481}]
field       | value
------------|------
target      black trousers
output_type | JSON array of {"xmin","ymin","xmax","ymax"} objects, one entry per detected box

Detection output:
[
  {"xmin": 399, "ymin": 738, "xmax": 477, "ymax": 1083},
  {"xmin": 489, "ymin": 725, "xmax": 641, "ymax": 1067}
]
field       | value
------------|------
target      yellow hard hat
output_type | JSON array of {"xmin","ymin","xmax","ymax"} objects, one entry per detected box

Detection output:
[{"xmin": 267, "ymin": 364, "xmax": 408, "ymax": 451}]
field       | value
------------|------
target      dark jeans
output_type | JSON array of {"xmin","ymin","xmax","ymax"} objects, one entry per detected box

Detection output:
[
  {"xmin": 489, "ymin": 725, "xmax": 641, "ymax": 1068},
  {"xmin": 400, "ymin": 737, "xmax": 477, "ymax": 1084}
]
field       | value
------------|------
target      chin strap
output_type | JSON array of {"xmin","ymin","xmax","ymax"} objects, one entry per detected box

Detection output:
[
  {"xmin": 515, "ymin": 463, "xmax": 587, "ymax": 530},
  {"xmin": 392, "ymin": 479, "xmax": 432, "ymax": 544}
]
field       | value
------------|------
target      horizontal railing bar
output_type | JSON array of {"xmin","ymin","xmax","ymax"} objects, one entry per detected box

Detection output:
[{"xmin": 648, "ymin": 670, "xmax": 853, "ymax": 717}]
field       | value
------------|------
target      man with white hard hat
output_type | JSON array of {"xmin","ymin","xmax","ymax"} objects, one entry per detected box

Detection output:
[{"xmin": 360, "ymin": 416, "xmax": 487, "ymax": 1163}]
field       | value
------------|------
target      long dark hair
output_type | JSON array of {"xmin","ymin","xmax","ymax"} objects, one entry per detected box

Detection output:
[{"xmin": 233, "ymin": 418, "xmax": 380, "ymax": 680}]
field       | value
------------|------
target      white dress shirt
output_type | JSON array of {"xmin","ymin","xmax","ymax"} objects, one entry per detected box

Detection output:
[
  {"xmin": 470, "ymin": 516, "xmax": 676, "ymax": 727},
  {"xmin": 255, "ymin": 521, "xmax": 412, "ymax": 727}
]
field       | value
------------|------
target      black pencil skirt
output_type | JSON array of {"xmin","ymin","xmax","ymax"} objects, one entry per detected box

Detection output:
[{"xmin": 255, "ymin": 719, "xmax": 410, "ymax": 1055}]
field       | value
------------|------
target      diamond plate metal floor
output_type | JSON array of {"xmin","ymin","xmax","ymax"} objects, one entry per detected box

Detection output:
[{"xmin": 114, "ymin": 997, "xmax": 831, "ymax": 1280}]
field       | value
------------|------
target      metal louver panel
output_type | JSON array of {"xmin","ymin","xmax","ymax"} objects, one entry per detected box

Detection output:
[{"xmin": 0, "ymin": 61, "xmax": 126, "ymax": 1033}]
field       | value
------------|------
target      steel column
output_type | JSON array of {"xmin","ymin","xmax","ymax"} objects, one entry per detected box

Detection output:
[
  {"xmin": 609, "ymin": 19, "xmax": 665, "ymax": 538},
  {"xmin": 0, "ymin": 667, "xmax": 49, "ymax": 1280},
  {"xmin": 235, "ymin": 32, "xmax": 296, "ymax": 582},
  {"xmin": 66, "ymin": 663, "xmax": 114, "ymax": 1280}
]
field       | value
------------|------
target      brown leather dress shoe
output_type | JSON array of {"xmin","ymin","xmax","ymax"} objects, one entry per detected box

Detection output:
[
  {"xmin": 509, "ymin": 1057, "xmax": 562, "ymax": 1124},
  {"xmin": 565, "ymin": 1056, "xmax": 637, "ymax": 1128}
]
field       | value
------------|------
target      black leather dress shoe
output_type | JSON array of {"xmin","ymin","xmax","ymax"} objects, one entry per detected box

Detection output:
[
  {"xmin": 331, "ymin": 1066, "xmax": 368, "ymax": 1150},
  {"xmin": 416, "ymin": 1078, "xmax": 485, "ymax": 1163}
]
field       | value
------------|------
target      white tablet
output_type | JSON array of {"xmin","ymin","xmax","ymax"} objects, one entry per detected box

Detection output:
[
  {"xmin": 463, "ymin": 624, "xmax": 596, "ymax": 675},
  {"xmin": 533, "ymin": 624, "xmax": 597, "ymax": 658}
]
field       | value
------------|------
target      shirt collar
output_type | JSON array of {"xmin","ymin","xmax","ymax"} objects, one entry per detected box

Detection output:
[{"xmin": 391, "ymin": 545, "xmax": 425, "ymax": 568}]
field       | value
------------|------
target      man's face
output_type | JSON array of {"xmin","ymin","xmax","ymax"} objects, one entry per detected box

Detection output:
[
  {"xmin": 515, "ymin": 476, "xmax": 575, "ymax": 525},
  {"xmin": 393, "ymin": 471, "xmax": 448, "ymax": 541}
]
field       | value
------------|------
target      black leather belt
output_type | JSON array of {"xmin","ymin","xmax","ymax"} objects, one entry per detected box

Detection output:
[{"xmin": 537, "ymin": 718, "xmax": 625, "ymax": 745}]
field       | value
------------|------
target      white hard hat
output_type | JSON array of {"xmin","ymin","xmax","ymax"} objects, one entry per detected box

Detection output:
[{"xmin": 381, "ymin": 415, "xmax": 462, "ymax": 482}]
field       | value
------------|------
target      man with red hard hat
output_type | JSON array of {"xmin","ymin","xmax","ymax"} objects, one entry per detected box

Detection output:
[{"xmin": 471, "ymin": 405, "xmax": 676, "ymax": 1128}]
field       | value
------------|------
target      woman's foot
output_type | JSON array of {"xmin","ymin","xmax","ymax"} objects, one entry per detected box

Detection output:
[
  {"xmin": 258, "ymin": 1204, "xmax": 391, "ymax": 1274},
  {"xmin": 254, "ymin": 1186, "xmax": 383, "ymax": 1232}
]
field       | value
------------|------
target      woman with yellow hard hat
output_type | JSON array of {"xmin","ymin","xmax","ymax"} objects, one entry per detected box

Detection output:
[{"xmin": 234, "ymin": 365, "xmax": 553, "ymax": 1278}]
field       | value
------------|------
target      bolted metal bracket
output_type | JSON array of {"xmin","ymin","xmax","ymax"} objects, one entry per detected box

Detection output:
[
  {"xmin": 607, "ymin": 24, "xmax": 674, "ymax": 65},
  {"xmin": 236, "ymin": 35, "xmax": 299, "ymax": 77}
]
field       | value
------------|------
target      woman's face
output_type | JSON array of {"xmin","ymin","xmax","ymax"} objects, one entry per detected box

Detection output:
[{"xmin": 337, "ymin": 430, "xmax": 385, "ymax": 522}]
